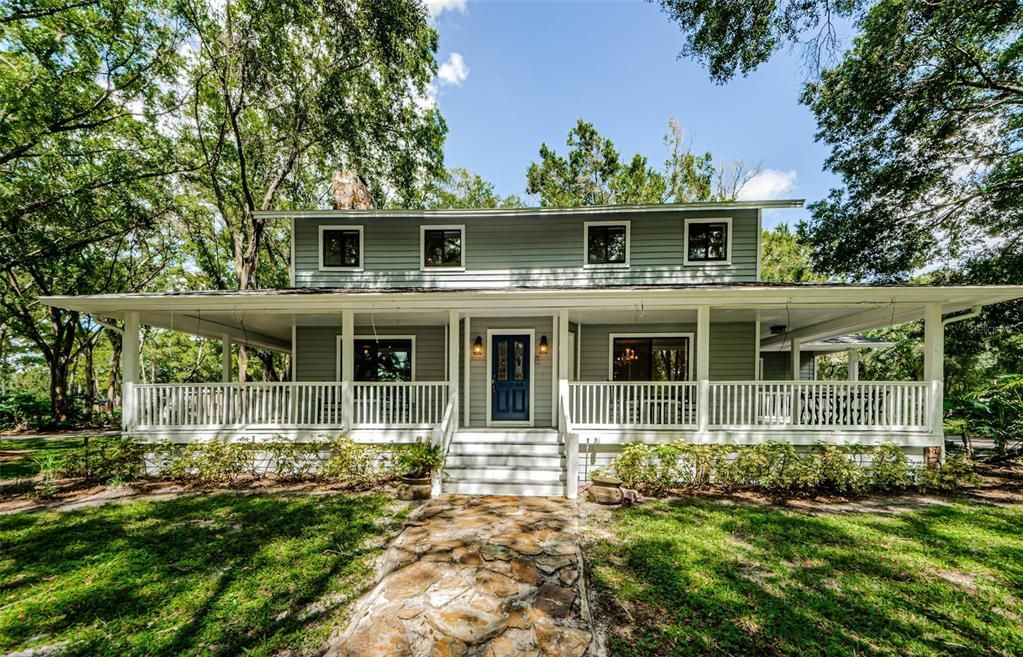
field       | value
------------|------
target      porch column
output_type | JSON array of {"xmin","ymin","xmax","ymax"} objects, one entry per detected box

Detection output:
[
  {"xmin": 696, "ymin": 305, "xmax": 710, "ymax": 433},
  {"xmin": 221, "ymin": 335, "xmax": 232, "ymax": 382},
  {"xmin": 847, "ymin": 348, "xmax": 859, "ymax": 381},
  {"xmin": 791, "ymin": 337, "xmax": 802, "ymax": 381},
  {"xmin": 122, "ymin": 312, "xmax": 140, "ymax": 432},
  {"xmin": 557, "ymin": 310, "xmax": 577, "ymax": 499},
  {"xmin": 341, "ymin": 310, "xmax": 354, "ymax": 431},
  {"xmin": 924, "ymin": 303, "xmax": 944, "ymax": 443},
  {"xmin": 463, "ymin": 315, "xmax": 471, "ymax": 428},
  {"xmin": 447, "ymin": 309, "xmax": 460, "ymax": 430}
]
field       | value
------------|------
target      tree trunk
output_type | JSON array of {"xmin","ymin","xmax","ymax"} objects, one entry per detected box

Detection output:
[
  {"xmin": 84, "ymin": 336, "xmax": 97, "ymax": 411},
  {"xmin": 47, "ymin": 308, "xmax": 78, "ymax": 423},
  {"xmin": 106, "ymin": 329, "xmax": 121, "ymax": 411}
]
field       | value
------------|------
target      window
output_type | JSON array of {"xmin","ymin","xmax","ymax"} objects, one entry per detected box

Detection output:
[
  {"xmin": 684, "ymin": 218, "xmax": 731, "ymax": 265},
  {"xmin": 585, "ymin": 221, "xmax": 630, "ymax": 266},
  {"xmin": 421, "ymin": 225, "xmax": 464, "ymax": 269},
  {"xmin": 610, "ymin": 335, "xmax": 691, "ymax": 381},
  {"xmin": 354, "ymin": 338, "xmax": 413, "ymax": 381},
  {"xmin": 319, "ymin": 226, "xmax": 363, "ymax": 269}
]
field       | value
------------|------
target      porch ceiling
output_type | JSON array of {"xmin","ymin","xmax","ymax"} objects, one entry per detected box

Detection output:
[{"xmin": 39, "ymin": 284, "xmax": 1023, "ymax": 352}]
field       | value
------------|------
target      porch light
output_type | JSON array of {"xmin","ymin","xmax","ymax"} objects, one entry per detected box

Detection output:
[
  {"xmin": 472, "ymin": 335, "xmax": 484, "ymax": 356},
  {"xmin": 538, "ymin": 335, "xmax": 549, "ymax": 355}
]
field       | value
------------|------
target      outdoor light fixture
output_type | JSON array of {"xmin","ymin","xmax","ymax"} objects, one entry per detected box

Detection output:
[
  {"xmin": 472, "ymin": 335, "xmax": 484, "ymax": 356},
  {"xmin": 538, "ymin": 335, "xmax": 549, "ymax": 355}
]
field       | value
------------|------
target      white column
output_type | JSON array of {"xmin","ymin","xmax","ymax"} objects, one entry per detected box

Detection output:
[
  {"xmin": 847, "ymin": 348, "xmax": 859, "ymax": 381},
  {"xmin": 791, "ymin": 337, "xmax": 802, "ymax": 381},
  {"xmin": 557, "ymin": 311, "xmax": 577, "ymax": 499},
  {"xmin": 341, "ymin": 310, "xmax": 354, "ymax": 430},
  {"xmin": 790, "ymin": 337, "xmax": 802, "ymax": 425},
  {"xmin": 463, "ymin": 315, "xmax": 471, "ymax": 428},
  {"xmin": 221, "ymin": 335, "xmax": 232, "ymax": 383},
  {"xmin": 924, "ymin": 303, "xmax": 944, "ymax": 442},
  {"xmin": 122, "ymin": 312, "xmax": 140, "ymax": 432},
  {"xmin": 696, "ymin": 305, "xmax": 710, "ymax": 433},
  {"xmin": 447, "ymin": 309, "xmax": 460, "ymax": 430}
]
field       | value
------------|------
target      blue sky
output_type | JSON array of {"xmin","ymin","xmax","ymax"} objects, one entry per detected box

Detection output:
[{"xmin": 427, "ymin": 0, "xmax": 850, "ymax": 229}]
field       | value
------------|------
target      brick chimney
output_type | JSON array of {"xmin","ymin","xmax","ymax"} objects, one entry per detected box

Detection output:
[{"xmin": 331, "ymin": 171, "xmax": 376, "ymax": 209}]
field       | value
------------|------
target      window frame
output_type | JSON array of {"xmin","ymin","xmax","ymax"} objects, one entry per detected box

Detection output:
[
  {"xmin": 420, "ymin": 224, "xmax": 466, "ymax": 271},
  {"xmin": 683, "ymin": 217, "xmax": 732, "ymax": 266},
  {"xmin": 583, "ymin": 220, "xmax": 631, "ymax": 268},
  {"xmin": 336, "ymin": 334, "xmax": 417, "ymax": 382},
  {"xmin": 318, "ymin": 224, "xmax": 364, "ymax": 271},
  {"xmin": 606, "ymin": 332, "xmax": 694, "ymax": 382}
]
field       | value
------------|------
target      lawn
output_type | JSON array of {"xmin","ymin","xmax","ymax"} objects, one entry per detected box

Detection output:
[
  {"xmin": 0, "ymin": 492, "xmax": 408, "ymax": 656},
  {"xmin": 586, "ymin": 497, "xmax": 1023, "ymax": 657},
  {"xmin": 0, "ymin": 436, "xmax": 86, "ymax": 479}
]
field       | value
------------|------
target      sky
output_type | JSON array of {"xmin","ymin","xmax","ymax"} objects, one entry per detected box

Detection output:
[{"xmin": 425, "ymin": 0, "xmax": 851, "ymax": 229}]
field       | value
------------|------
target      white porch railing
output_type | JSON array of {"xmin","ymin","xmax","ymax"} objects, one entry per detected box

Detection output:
[
  {"xmin": 353, "ymin": 381, "xmax": 449, "ymax": 427},
  {"xmin": 129, "ymin": 382, "xmax": 345, "ymax": 429},
  {"xmin": 569, "ymin": 382, "xmax": 699, "ymax": 428},
  {"xmin": 709, "ymin": 381, "xmax": 930, "ymax": 429},
  {"xmin": 568, "ymin": 380, "xmax": 931, "ymax": 431}
]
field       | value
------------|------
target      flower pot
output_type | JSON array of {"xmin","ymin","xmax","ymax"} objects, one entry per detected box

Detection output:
[
  {"xmin": 397, "ymin": 474, "xmax": 433, "ymax": 500},
  {"xmin": 590, "ymin": 475, "xmax": 623, "ymax": 488}
]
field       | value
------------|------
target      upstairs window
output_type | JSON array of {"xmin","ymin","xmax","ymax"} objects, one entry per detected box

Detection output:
[
  {"xmin": 320, "ymin": 226, "xmax": 363, "ymax": 269},
  {"xmin": 585, "ymin": 221, "xmax": 630, "ymax": 266},
  {"xmin": 354, "ymin": 338, "xmax": 414, "ymax": 381},
  {"xmin": 611, "ymin": 335, "xmax": 691, "ymax": 382},
  {"xmin": 421, "ymin": 225, "xmax": 464, "ymax": 269},
  {"xmin": 684, "ymin": 218, "xmax": 731, "ymax": 265}
]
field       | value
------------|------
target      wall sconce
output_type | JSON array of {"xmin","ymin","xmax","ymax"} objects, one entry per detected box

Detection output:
[
  {"xmin": 472, "ymin": 335, "xmax": 484, "ymax": 356},
  {"xmin": 538, "ymin": 335, "xmax": 549, "ymax": 356}
]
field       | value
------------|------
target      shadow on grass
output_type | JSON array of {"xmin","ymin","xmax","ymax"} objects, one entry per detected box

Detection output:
[
  {"xmin": 0, "ymin": 492, "xmax": 402, "ymax": 656},
  {"xmin": 588, "ymin": 498, "xmax": 1023, "ymax": 657}
]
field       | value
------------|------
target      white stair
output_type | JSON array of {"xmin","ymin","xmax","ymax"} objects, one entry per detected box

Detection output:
[{"xmin": 443, "ymin": 429, "xmax": 566, "ymax": 497}]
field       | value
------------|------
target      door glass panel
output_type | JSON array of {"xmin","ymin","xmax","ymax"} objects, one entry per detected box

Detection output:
[
  {"xmin": 513, "ymin": 340, "xmax": 525, "ymax": 381},
  {"xmin": 497, "ymin": 340, "xmax": 508, "ymax": 380}
]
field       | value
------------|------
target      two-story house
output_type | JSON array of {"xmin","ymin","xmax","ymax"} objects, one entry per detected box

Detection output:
[{"xmin": 42, "ymin": 201, "xmax": 1023, "ymax": 496}]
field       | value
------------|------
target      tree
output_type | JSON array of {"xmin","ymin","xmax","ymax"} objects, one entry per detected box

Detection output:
[
  {"xmin": 799, "ymin": 0, "xmax": 1023, "ymax": 280},
  {"xmin": 176, "ymin": 0, "xmax": 446, "ymax": 379},
  {"xmin": 0, "ymin": 0, "xmax": 186, "ymax": 420},
  {"xmin": 526, "ymin": 118, "xmax": 748, "ymax": 206},
  {"xmin": 423, "ymin": 168, "xmax": 523, "ymax": 208},
  {"xmin": 759, "ymin": 224, "xmax": 826, "ymax": 283}
]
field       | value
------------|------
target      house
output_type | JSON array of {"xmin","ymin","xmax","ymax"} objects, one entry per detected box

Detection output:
[{"xmin": 41, "ymin": 201, "xmax": 1023, "ymax": 496}]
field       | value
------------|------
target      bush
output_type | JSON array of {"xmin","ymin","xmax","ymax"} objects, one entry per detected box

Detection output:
[
  {"xmin": 59, "ymin": 437, "xmax": 145, "ymax": 482},
  {"xmin": 320, "ymin": 437, "xmax": 388, "ymax": 486},
  {"xmin": 603, "ymin": 440, "xmax": 972, "ymax": 496},
  {"xmin": 0, "ymin": 390, "xmax": 51, "ymax": 429},
  {"xmin": 393, "ymin": 440, "xmax": 444, "ymax": 479},
  {"xmin": 156, "ymin": 440, "xmax": 255, "ymax": 484}
]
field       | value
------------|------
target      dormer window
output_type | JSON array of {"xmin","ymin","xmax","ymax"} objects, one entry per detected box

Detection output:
[
  {"xmin": 585, "ymin": 221, "xmax": 630, "ymax": 267},
  {"xmin": 319, "ymin": 225, "xmax": 363, "ymax": 270},
  {"xmin": 421, "ymin": 225, "xmax": 465, "ymax": 270},
  {"xmin": 684, "ymin": 218, "xmax": 731, "ymax": 265}
]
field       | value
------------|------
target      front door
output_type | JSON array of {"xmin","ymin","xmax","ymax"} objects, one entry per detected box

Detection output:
[{"xmin": 490, "ymin": 333, "xmax": 530, "ymax": 422}]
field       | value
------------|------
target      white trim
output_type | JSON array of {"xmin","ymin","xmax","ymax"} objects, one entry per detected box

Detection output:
[
  {"xmin": 290, "ymin": 321, "xmax": 297, "ymax": 380},
  {"xmin": 485, "ymin": 328, "xmax": 536, "ymax": 427},
  {"xmin": 463, "ymin": 315, "xmax": 471, "ymax": 427},
  {"xmin": 550, "ymin": 314, "xmax": 558, "ymax": 427},
  {"xmin": 575, "ymin": 323, "xmax": 581, "ymax": 381},
  {"xmin": 583, "ymin": 220, "xmax": 631, "ymax": 268},
  {"xmin": 755, "ymin": 208, "xmax": 762, "ymax": 281},
  {"xmin": 335, "ymin": 334, "xmax": 417, "ymax": 381},
  {"xmin": 420, "ymin": 224, "xmax": 466, "ymax": 271},
  {"xmin": 753, "ymin": 320, "xmax": 761, "ymax": 381},
  {"xmin": 683, "ymin": 217, "xmax": 733, "ymax": 266},
  {"xmin": 607, "ymin": 332, "xmax": 695, "ymax": 381},
  {"xmin": 289, "ymin": 217, "xmax": 296, "ymax": 286},
  {"xmin": 318, "ymin": 224, "xmax": 364, "ymax": 271}
]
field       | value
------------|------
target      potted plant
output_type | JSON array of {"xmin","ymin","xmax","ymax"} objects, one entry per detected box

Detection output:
[{"xmin": 395, "ymin": 440, "xmax": 444, "ymax": 499}]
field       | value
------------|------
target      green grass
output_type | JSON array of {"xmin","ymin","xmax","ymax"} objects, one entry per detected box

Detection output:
[
  {"xmin": 0, "ymin": 437, "xmax": 86, "ymax": 479},
  {"xmin": 587, "ymin": 498, "xmax": 1023, "ymax": 657},
  {"xmin": 0, "ymin": 492, "xmax": 408, "ymax": 656}
]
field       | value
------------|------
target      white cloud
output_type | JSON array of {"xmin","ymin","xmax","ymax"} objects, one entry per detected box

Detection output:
[
  {"xmin": 737, "ymin": 168, "xmax": 798, "ymax": 200},
  {"xmin": 437, "ymin": 52, "xmax": 469, "ymax": 86},
  {"xmin": 425, "ymin": 0, "xmax": 467, "ymax": 19}
]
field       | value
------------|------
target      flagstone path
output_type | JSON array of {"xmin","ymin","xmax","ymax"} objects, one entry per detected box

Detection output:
[{"xmin": 327, "ymin": 495, "xmax": 592, "ymax": 657}]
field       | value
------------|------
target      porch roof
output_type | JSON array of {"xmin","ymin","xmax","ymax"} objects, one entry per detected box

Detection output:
[{"xmin": 40, "ymin": 283, "xmax": 1023, "ymax": 354}]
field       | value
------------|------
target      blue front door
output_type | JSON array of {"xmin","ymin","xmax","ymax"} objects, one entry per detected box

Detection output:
[{"xmin": 491, "ymin": 334, "xmax": 530, "ymax": 422}]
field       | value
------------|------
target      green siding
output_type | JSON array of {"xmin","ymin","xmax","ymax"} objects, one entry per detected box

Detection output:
[
  {"xmin": 293, "ymin": 209, "xmax": 759, "ymax": 288},
  {"xmin": 578, "ymin": 322, "xmax": 756, "ymax": 381},
  {"xmin": 295, "ymin": 325, "xmax": 446, "ymax": 382},
  {"xmin": 761, "ymin": 351, "xmax": 816, "ymax": 381}
]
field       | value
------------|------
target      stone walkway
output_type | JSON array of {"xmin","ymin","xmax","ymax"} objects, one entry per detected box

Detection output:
[{"xmin": 327, "ymin": 495, "xmax": 591, "ymax": 657}]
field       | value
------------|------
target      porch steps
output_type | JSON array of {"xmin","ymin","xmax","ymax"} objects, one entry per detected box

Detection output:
[{"xmin": 443, "ymin": 429, "xmax": 566, "ymax": 497}]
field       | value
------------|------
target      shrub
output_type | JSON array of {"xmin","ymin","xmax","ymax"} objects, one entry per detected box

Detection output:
[
  {"xmin": 59, "ymin": 437, "xmax": 145, "ymax": 482},
  {"xmin": 0, "ymin": 391, "xmax": 51, "ymax": 429},
  {"xmin": 674, "ymin": 443, "xmax": 725, "ymax": 487},
  {"xmin": 264, "ymin": 440, "xmax": 322, "ymax": 480},
  {"xmin": 156, "ymin": 440, "xmax": 255, "ymax": 484},
  {"xmin": 869, "ymin": 443, "xmax": 914, "ymax": 491},
  {"xmin": 394, "ymin": 440, "xmax": 444, "ymax": 479},
  {"xmin": 320, "ymin": 437, "xmax": 386, "ymax": 486},
  {"xmin": 919, "ymin": 452, "xmax": 980, "ymax": 490}
]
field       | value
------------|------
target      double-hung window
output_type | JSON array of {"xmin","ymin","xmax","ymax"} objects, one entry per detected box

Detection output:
[
  {"xmin": 319, "ymin": 225, "xmax": 363, "ymax": 270},
  {"xmin": 610, "ymin": 335, "xmax": 692, "ymax": 381},
  {"xmin": 585, "ymin": 221, "xmax": 630, "ymax": 267},
  {"xmin": 421, "ymin": 225, "xmax": 464, "ymax": 269}
]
